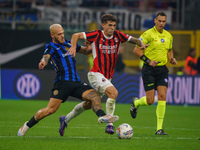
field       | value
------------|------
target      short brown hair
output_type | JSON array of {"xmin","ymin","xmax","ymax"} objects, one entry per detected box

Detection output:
[{"xmin": 101, "ymin": 14, "xmax": 117, "ymax": 24}]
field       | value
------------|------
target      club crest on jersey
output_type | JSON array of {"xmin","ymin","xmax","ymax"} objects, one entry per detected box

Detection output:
[
  {"xmin": 161, "ymin": 39, "xmax": 165, "ymax": 43},
  {"xmin": 102, "ymin": 78, "xmax": 106, "ymax": 82},
  {"xmin": 65, "ymin": 46, "xmax": 69, "ymax": 50}
]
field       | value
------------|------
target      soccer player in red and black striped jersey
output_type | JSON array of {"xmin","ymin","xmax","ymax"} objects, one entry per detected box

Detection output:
[{"xmin": 67, "ymin": 14, "xmax": 148, "ymax": 134}]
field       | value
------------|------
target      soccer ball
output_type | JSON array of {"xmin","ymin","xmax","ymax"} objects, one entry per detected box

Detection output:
[{"xmin": 116, "ymin": 123, "xmax": 133, "ymax": 139}]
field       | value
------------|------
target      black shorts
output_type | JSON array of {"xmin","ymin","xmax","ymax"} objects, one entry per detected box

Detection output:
[
  {"xmin": 50, "ymin": 81, "xmax": 93, "ymax": 102},
  {"xmin": 142, "ymin": 64, "xmax": 169, "ymax": 91}
]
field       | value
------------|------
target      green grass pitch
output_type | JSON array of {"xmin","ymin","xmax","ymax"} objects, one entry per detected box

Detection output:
[{"xmin": 0, "ymin": 99, "xmax": 199, "ymax": 150}]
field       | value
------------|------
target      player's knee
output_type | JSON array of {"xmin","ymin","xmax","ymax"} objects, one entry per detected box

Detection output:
[
  {"xmin": 146, "ymin": 97, "xmax": 154, "ymax": 105},
  {"xmin": 113, "ymin": 89, "xmax": 118, "ymax": 99},
  {"xmin": 108, "ymin": 89, "xmax": 118, "ymax": 99},
  {"xmin": 158, "ymin": 94, "xmax": 166, "ymax": 101},
  {"xmin": 83, "ymin": 101, "xmax": 92, "ymax": 110},
  {"xmin": 83, "ymin": 89, "xmax": 101, "ymax": 102}
]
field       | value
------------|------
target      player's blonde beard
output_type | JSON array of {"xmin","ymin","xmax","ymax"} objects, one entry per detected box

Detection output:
[
  {"xmin": 106, "ymin": 98, "xmax": 116, "ymax": 115},
  {"xmin": 54, "ymin": 36, "xmax": 65, "ymax": 44}
]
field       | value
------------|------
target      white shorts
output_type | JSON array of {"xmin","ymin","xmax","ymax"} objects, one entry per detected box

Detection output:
[{"xmin": 87, "ymin": 71, "xmax": 113, "ymax": 97}]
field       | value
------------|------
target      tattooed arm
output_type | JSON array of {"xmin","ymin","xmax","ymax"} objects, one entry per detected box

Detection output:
[
  {"xmin": 38, "ymin": 54, "xmax": 51, "ymax": 70},
  {"xmin": 128, "ymin": 37, "xmax": 149, "ymax": 50}
]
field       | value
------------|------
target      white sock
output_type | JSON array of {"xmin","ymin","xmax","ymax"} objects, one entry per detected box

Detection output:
[
  {"xmin": 106, "ymin": 98, "xmax": 116, "ymax": 126},
  {"xmin": 65, "ymin": 102, "xmax": 85, "ymax": 123}
]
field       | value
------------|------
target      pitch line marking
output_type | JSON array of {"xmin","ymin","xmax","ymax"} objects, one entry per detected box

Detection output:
[
  {"xmin": 0, "ymin": 136, "xmax": 198, "ymax": 140},
  {"xmin": 0, "ymin": 123, "xmax": 199, "ymax": 131},
  {"xmin": 0, "ymin": 121, "xmax": 200, "ymax": 131}
]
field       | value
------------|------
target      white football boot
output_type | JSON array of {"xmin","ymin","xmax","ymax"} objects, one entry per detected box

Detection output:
[
  {"xmin": 98, "ymin": 115, "xmax": 119, "ymax": 123},
  {"xmin": 17, "ymin": 121, "xmax": 29, "ymax": 136}
]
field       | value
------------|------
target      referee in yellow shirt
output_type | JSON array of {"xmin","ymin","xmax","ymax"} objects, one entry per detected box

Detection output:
[{"xmin": 130, "ymin": 12, "xmax": 177, "ymax": 135}]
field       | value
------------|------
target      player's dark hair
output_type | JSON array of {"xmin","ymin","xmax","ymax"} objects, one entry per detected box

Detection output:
[
  {"xmin": 101, "ymin": 14, "xmax": 117, "ymax": 24},
  {"xmin": 156, "ymin": 12, "xmax": 167, "ymax": 18}
]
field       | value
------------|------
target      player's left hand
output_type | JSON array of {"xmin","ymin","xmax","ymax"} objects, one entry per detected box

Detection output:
[
  {"xmin": 170, "ymin": 58, "xmax": 178, "ymax": 65},
  {"xmin": 38, "ymin": 61, "xmax": 46, "ymax": 69},
  {"xmin": 67, "ymin": 47, "xmax": 76, "ymax": 57}
]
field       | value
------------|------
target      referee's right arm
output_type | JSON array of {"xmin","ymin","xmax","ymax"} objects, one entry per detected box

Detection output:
[{"xmin": 133, "ymin": 46, "xmax": 158, "ymax": 67}]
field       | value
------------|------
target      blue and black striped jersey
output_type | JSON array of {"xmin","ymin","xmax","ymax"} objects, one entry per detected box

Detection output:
[{"xmin": 44, "ymin": 39, "xmax": 81, "ymax": 82}]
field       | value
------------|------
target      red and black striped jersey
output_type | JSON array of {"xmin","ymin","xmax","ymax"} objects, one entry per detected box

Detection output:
[{"xmin": 83, "ymin": 29, "xmax": 131, "ymax": 79}]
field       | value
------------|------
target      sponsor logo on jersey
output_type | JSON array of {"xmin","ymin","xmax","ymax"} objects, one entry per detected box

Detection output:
[
  {"xmin": 164, "ymin": 78, "xmax": 168, "ymax": 83},
  {"xmin": 99, "ymin": 44, "xmax": 117, "ymax": 54},
  {"xmin": 62, "ymin": 53, "xmax": 69, "ymax": 57}
]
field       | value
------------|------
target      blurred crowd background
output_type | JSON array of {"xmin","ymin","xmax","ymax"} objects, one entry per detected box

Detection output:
[
  {"xmin": 0, "ymin": 0, "xmax": 200, "ymax": 75},
  {"xmin": 1, "ymin": 0, "xmax": 199, "ymax": 30},
  {"xmin": 1, "ymin": 0, "xmax": 200, "ymax": 104}
]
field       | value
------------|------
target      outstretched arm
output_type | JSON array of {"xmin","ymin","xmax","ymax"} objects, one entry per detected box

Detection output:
[
  {"xmin": 67, "ymin": 32, "xmax": 85, "ymax": 57},
  {"xmin": 78, "ymin": 41, "xmax": 92, "ymax": 55},
  {"xmin": 38, "ymin": 54, "xmax": 51, "ymax": 69},
  {"xmin": 128, "ymin": 37, "xmax": 149, "ymax": 49},
  {"xmin": 133, "ymin": 46, "xmax": 158, "ymax": 67}
]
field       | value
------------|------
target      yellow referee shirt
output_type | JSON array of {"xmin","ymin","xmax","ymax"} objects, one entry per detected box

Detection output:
[{"xmin": 139, "ymin": 26, "xmax": 173, "ymax": 66}]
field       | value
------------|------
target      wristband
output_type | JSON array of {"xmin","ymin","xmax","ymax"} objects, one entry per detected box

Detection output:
[{"xmin": 140, "ymin": 55, "xmax": 151, "ymax": 64}]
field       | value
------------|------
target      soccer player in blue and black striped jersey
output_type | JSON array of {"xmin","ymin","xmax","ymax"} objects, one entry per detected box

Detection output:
[{"xmin": 17, "ymin": 24, "xmax": 119, "ymax": 137}]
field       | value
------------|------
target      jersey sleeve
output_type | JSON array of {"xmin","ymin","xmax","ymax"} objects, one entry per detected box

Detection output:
[
  {"xmin": 139, "ymin": 31, "xmax": 149, "ymax": 45},
  {"xmin": 84, "ymin": 30, "xmax": 99, "ymax": 43},
  {"xmin": 76, "ymin": 44, "xmax": 81, "ymax": 52},
  {"xmin": 116, "ymin": 31, "xmax": 131, "ymax": 43},
  {"xmin": 65, "ymin": 39, "xmax": 81, "ymax": 52},
  {"xmin": 43, "ymin": 43, "xmax": 52, "ymax": 55},
  {"xmin": 169, "ymin": 34, "xmax": 173, "ymax": 50}
]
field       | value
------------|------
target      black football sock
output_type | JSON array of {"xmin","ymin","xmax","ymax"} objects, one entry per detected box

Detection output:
[
  {"xmin": 27, "ymin": 116, "xmax": 38, "ymax": 128},
  {"xmin": 96, "ymin": 109, "xmax": 106, "ymax": 117}
]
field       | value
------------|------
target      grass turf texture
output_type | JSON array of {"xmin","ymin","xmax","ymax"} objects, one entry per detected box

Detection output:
[{"xmin": 0, "ymin": 100, "xmax": 199, "ymax": 150}]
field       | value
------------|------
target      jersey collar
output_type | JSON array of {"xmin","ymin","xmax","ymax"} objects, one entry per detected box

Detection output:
[
  {"xmin": 153, "ymin": 26, "xmax": 164, "ymax": 34},
  {"xmin": 102, "ymin": 31, "xmax": 113, "ymax": 39}
]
